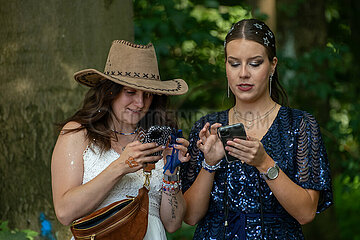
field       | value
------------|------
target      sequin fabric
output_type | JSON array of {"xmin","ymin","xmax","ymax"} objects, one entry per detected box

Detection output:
[{"xmin": 181, "ymin": 106, "xmax": 333, "ymax": 240}]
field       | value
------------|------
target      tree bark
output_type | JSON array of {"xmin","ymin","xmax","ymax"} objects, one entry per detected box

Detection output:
[
  {"xmin": 0, "ymin": 0, "xmax": 133, "ymax": 238},
  {"xmin": 245, "ymin": 0, "xmax": 277, "ymax": 31}
]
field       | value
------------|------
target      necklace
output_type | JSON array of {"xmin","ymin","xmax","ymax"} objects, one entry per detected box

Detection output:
[
  {"xmin": 114, "ymin": 132, "xmax": 139, "ymax": 152},
  {"xmin": 111, "ymin": 127, "xmax": 138, "ymax": 136},
  {"xmin": 233, "ymin": 103, "xmax": 277, "ymax": 129}
]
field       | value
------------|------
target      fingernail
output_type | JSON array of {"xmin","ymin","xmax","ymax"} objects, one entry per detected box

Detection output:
[
  {"xmin": 176, "ymin": 138, "xmax": 180, "ymax": 142},
  {"xmin": 162, "ymin": 145, "xmax": 166, "ymax": 149}
]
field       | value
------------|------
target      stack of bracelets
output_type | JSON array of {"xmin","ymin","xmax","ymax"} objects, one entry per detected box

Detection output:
[
  {"xmin": 202, "ymin": 159, "xmax": 222, "ymax": 173},
  {"xmin": 162, "ymin": 173, "xmax": 181, "ymax": 193}
]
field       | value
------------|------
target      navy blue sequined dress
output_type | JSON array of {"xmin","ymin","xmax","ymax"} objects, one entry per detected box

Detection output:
[{"xmin": 181, "ymin": 106, "xmax": 333, "ymax": 240}]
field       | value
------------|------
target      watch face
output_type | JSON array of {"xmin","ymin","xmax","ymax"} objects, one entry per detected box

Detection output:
[{"xmin": 268, "ymin": 167, "xmax": 279, "ymax": 179}]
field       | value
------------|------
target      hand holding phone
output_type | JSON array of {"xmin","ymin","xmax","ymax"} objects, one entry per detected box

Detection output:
[
  {"xmin": 144, "ymin": 125, "xmax": 172, "ymax": 157},
  {"xmin": 217, "ymin": 123, "xmax": 247, "ymax": 162}
]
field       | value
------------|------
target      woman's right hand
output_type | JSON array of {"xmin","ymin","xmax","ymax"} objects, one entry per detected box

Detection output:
[
  {"xmin": 116, "ymin": 141, "xmax": 164, "ymax": 174},
  {"xmin": 196, "ymin": 122, "xmax": 225, "ymax": 165}
]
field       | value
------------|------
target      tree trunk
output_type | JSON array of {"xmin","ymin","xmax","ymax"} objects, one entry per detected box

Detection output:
[
  {"xmin": 0, "ymin": 0, "xmax": 133, "ymax": 238},
  {"xmin": 258, "ymin": 0, "xmax": 277, "ymax": 32},
  {"xmin": 245, "ymin": 0, "xmax": 277, "ymax": 31}
]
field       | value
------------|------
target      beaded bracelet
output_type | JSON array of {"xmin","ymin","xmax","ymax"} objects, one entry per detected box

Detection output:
[
  {"xmin": 162, "ymin": 178, "xmax": 182, "ymax": 192},
  {"xmin": 202, "ymin": 159, "xmax": 222, "ymax": 173}
]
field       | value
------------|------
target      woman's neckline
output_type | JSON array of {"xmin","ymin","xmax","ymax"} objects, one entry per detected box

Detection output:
[{"xmin": 226, "ymin": 105, "xmax": 284, "ymax": 141}]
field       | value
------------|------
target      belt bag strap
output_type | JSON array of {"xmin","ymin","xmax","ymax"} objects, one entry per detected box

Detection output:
[{"xmin": 143, "ymin": 163, "xmax": 155, "ymax": 190}]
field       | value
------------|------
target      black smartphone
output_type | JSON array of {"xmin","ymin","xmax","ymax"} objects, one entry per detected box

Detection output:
[
  {"xmin": 217, "ymin": 123, "xmax": 247, "ymax": 162},
  {"xmin": 144, "ymin": 126, "xmax": 172, "ymax": 159}
]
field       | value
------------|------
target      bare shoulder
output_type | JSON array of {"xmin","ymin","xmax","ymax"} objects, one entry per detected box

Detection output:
[
  {"xmin": 61, "ymin": 121, "xmax": 87, "ymax": 138},
  {"xmin": 62, "ymin": 121, "xmax": 85, "ymax": 132},
  {"xmin": 54, "ymin": 121, "xmax": 89, "ymax": 155}
]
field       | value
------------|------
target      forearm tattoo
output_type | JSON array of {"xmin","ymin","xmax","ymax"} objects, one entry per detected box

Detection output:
[
  {"xmin": 163, "ymin": 190, "xmax": 180, "ymax": 219},
  {"xmin": 168, "ymin": 194, "xmax": 179, "ymax": 219}
]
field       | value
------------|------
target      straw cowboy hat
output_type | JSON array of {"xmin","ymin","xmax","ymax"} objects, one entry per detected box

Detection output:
[{"xmin": 74, "ymin": 40, "xmax": 188, "ymax": 95}]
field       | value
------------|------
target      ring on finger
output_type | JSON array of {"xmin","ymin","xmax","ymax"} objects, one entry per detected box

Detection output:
[{"xmin": 126, "ymin": 156, "xmax": 139, "ymax": 168}]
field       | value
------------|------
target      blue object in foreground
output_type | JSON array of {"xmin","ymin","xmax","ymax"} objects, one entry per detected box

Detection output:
[
  {"xmin": 39, "ymin": 212, "xmax": 56, "ymax": 240},
  {"xmin": 163, "ymin": 129, "xmax": 183, "ymax": 174}
]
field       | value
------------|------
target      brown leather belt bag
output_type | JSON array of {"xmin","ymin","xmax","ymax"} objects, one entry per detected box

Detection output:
[
  {"xmin": 70, "ymin": 186, "xmax": 149, "ymax": 240},
  {"xmin": 70, "ymin": 164, "xmax": 155, "ymax": 240}
]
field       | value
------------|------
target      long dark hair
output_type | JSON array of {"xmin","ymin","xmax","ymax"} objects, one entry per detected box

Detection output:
[
  {"xmin": 59, "ymin": 80, "xmax": 177, "ymax": 151},
  {"xmin": 224, "ymin": 18, "xmax": 288, "ymax": 106}
]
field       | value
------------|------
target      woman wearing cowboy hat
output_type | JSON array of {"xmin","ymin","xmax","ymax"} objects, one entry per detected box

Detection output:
[{"xmin": 51, "ymin": 40, "xmax": 189, "ymax": 239}]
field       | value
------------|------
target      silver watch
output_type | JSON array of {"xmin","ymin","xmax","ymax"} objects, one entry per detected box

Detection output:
[{"xmin": 260, "ymin": 162, "xmax": 279, "ymax": 180}]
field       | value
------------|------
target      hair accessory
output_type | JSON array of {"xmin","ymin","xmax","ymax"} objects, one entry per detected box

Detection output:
[
  {"xmin": 202, "ymin": 159, "xmax": 222, "ymax": 173},
  {"xmin": 267, "ymin": 30, "xmax": 274, "ymax": 39},
  {"xmin": 254, "ymin": 23, "xmax": 263, "ymax": 29},
  {"xmin": 227, "ymin": 25, "xmax": 235, "ymax": 35},
  {"xmin": 224, "ymin": 23, "xmax": 236, "ymax": 48},
  {"xmin": 126, "ymin": 157, "xmax": 138, "ymax": 168},
  {"xmin": 74, "ymin": 40, "xmax": 188, "ymax": 95},
  {"xmin": 263, "ymin": 37, "xmax": 270, "ymax": 46}
]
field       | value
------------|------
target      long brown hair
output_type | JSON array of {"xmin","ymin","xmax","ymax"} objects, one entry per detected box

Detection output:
[
  {"xmin": 224, "ymin": 18, "xmax": 288, "ymax": 106},
  {"xmin": 59, "ymin": 80, "xmax": 177, "ymax": 151}
]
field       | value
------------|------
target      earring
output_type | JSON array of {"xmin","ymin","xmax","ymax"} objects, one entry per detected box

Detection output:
[
  {"xmin": 269, "ymin": 74, "xmax": 273, "ymax": 97},
  {"xmin": 227, "ymin": 82, "xmax": 230, "ymax": 98}
]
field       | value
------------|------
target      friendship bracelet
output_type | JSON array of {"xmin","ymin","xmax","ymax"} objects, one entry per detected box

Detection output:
[
  {"xmin": 162, "ymin": 178, "xmax": 182, "ymax": 192},
  {"xmin": 202, "ymin": 159, "xmax": 222, "ymax": 173}
]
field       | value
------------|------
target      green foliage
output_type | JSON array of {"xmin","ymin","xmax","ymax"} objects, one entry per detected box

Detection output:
[
  {"xmin": 133, "ymin": 0, "xmax": 251, "ymax": 135},
  {"xmin": 279, "ymin": 42, "xmax": 359, "ymax": 176},
  {"xmin": 166, "ymin": 223, "xmax": 196, "ymax": 240},
  {"xmin": 0, "ymin": 221, "xmax": 38, "ymax": 240},
  {"xmin": 334, "ymin": 175, "xmax": 360, "ymax": 240},
  {"xmin": 277, "ymin": 2, "xmax": 360, "ymax": 238}
]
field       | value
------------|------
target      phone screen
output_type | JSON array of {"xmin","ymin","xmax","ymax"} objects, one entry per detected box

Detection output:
[{"xmin": 217, "ymin": 123, "xmax": 247, "ymax": 162}]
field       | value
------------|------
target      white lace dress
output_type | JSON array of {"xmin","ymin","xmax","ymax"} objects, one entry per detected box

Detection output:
[{"xmin": 71, "ymin": 145, "xmax": 167, "ymax": 240}]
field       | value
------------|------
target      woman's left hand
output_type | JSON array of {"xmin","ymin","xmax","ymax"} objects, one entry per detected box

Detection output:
[
  {"xmin": 163, "ymin": 138, "xmax": 191, "ymax": 163},
  {"xmin": 225, "ymin": 136, "xmax": 268, "ymax": 168}
]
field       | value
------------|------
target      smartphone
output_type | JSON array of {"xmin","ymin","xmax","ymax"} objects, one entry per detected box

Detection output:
[
  {"xmin": 144, "ymin": 125, "xmax": 172, "ymax": 158},
  {"xmin": 217, "ymin": 123, "xmax": 247, "ymax": 162}
]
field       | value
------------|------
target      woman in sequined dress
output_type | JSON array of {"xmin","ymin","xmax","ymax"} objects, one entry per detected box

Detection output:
[{"xmin": 180, "ymin": 19, "xmax": 333, "ymax": 239}]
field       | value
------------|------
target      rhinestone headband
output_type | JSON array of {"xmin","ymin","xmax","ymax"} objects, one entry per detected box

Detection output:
[{"xmin": 224, "ymin": 21, "xmax": 275, "ymax": 48}]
